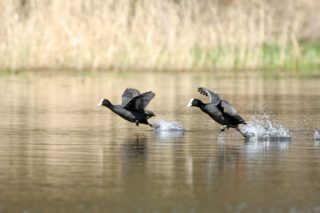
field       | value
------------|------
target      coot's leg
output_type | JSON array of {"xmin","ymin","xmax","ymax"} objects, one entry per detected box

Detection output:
[
  {"xmin": 220, "ymin": 125, "xmax": 227, "ymax": 132},
  {"xmin": 144, "ymin": 120, "xmax": 153, "ymax": 127},
  {"xmin": 135, "ymin": 121, "xmax": 139, "ymax": 127},
  {"xmin": 236, "ymin": 127, "xmax": 247, "ymax": 138}
]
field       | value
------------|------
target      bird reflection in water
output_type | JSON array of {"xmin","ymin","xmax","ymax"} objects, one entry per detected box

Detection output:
[
  {"xmin": 121, "ymin": 134, "xmax": 148, "ymax": 160},
  {"xmin": 215, "ymin": 137, "xmax": 291, "ymax": 171},
  {"xmin": 152, "ymin": 129, "xmax": 185, "ymax": 143}
]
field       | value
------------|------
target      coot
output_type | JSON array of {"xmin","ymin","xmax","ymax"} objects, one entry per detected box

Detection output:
[
  {"xmin": 98, "ymin": 88, "xmax": 155, "ymax": 127},
  {"xmin": 187, "ymin": 87, "xmax": 247, "ymax": 136}
]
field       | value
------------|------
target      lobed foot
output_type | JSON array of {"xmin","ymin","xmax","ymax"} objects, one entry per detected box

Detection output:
[{"xmin": 220, "ymin": 125, "xmax": 228, "ymax": 133}]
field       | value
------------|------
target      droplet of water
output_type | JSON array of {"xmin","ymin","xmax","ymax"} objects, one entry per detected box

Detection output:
[
  {"xmin": 314, "ymin": 130, "xmax": 320, "ymax": 140},
  {"xmin": 151, "ymin": 119, "xmax": 185, "ymax": 132},
  {"xmin": 241, "ymin": 114, "xmax": 291, "ymax": 141}
]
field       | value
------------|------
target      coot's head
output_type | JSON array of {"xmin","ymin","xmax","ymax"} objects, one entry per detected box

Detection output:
[
  {"xmin": 97, "ymin": 99, "xmax": 112, "ymax": 108},
  {"xmin": 186, "ymin": 98, "xmax": 203, "ymax": 107}
]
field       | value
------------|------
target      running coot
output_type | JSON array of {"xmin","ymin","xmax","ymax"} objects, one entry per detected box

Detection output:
[
  {"xmin": 187, "ymin": 87, "xmax": 247, "ymax": 136},
  {"xmin": 98, "ymin": 88, "xmax": 156, "ymax": 127}
]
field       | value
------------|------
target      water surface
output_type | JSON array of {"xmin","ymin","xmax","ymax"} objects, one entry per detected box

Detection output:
[{"xmin": 0, "ymin": 72, "xmax": 320, "ymax": 212}]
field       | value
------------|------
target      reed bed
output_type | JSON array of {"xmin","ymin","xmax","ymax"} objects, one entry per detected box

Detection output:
[{"xmin": 0, "ymin": 0, "xmax": 319, "ymax": 71}]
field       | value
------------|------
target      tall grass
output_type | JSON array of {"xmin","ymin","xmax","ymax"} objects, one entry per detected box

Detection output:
[{"xmin": 0, "ymin": 0, "xmax": 320, "ymax": 71}]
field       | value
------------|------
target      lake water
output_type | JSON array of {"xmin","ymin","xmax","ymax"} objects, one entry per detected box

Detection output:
[{"xmin": 0, "ymin": 72, "xmax": 320, "ymax": 212}]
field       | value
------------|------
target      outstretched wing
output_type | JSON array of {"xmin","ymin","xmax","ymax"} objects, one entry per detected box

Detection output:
[
  {"xmin": 121, "ymin": 88, "xmax": 140, "ymax": 106},
  {"xmin": 220, "ymin": 100, "xmax": 238, "ymax": 116},
  {"xmin": 123, "ymin": 91, "xmax": 155, "ymax": 111},
  {"xmin": 197, "ymin": 87, "xmax": 221, "ymax": 105}
]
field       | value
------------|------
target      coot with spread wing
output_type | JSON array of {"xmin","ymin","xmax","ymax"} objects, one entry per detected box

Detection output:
[
  {"xmin": 187, "ymin": 87, "xmax": 247, "ymax": 136},
  {"xmin": 98, "ymin": 88, "xmax": 155, "ymax": 127}
]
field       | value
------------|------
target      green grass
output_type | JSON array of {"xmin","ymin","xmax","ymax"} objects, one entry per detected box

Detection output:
[
  {"xmin": 261, "ymin": 42, "xmax": 320, "ymax": 70},
  {"xmin": 0, "ymin": 68, "xmax": 21, "ymax": 76},
  {"xmin": 192, "ymin": 41, "xmax": 320, "ymax": 74},
  {"xmin": 1, "ymin": 41, "xmax": 320, "ymax": 76}
]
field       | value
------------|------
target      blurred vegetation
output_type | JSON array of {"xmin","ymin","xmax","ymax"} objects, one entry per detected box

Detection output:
[
  {"xmin": 193, "ymin": 42, "xmax": 320, "ymax": 71},
  {"xmin": 0, "ymin": 0, "xmax": 320, "ymax": 73}
]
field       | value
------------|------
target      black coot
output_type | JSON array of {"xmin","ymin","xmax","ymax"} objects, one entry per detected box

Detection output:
[
  {"xmin": 98, "ymin": 88, "xmax": 155, "ymax": 127},
  {"xmin": 187, "ymin": 87, "xmax": 247, "ymax": 136}
]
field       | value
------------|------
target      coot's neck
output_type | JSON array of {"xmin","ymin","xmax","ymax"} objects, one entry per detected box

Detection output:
[
  {"xmin": 200, "ymin": 103, "xmax": 207, "ymax": 111},
  {"xmin": 108, "ymin": 104, "xmax": 116, "ymax": 111},
  {"xmin": 103, "ymin": 102, "xmax": 114, "ymax": 110},
  {"xmin": 195, "ymin": 99, "xmax": 205, "ymax": 110},
  {"xmin": 108, "ymin": 105, "xmax": 121, "ymax": 115}
]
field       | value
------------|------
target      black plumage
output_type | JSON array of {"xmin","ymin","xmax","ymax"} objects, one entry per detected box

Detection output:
[
  {"xmin": 98, "ymin": 88, "xmax": 155, "ymax": 127},
  {"xmin": 187, "ymin": 87, "xmax": 247, "ymax": 136}
]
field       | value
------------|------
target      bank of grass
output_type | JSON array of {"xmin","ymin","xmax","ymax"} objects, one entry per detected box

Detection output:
[
  {"xmin": 192, "ymin": 41, "xmax": 320, "ymax": 72},
  {"xmin": 0, "ymin": 0, "xmax": 320, "ymax": 73},
  {"xmin": 2, "ymin": 41, "xmax": 320, "ymax": 75}
]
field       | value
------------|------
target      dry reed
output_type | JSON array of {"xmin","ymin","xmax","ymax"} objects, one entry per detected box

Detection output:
[{"xmin": 0, "ymin": 0, "xmax": 319, "ymax": 71}]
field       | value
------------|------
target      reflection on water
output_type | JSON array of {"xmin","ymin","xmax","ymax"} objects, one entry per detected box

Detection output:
[
  {"xmin": 0, "ymin": 72, "xmax": 320, "ymax": 212},
  {"xmin": 315, "ymin": 130, "xmax": 320, "ymax": 140},
  {"xmin": 152, "ymin": 129, "xmax": 185, "ymax": 142},
  {"xmin": 122, "ymin": 134, "xmax": 148, "ymax": 159}
]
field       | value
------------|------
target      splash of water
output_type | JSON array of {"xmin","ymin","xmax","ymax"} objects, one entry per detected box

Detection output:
[
  {"xmin": 315, "ymin": 130, "xmax": 320, "ymax": 140},
  {"xmin": 151, "ymin": 119, "xmax": 185, "ymax": 132},
  {"xmin": 241, "ymin": 114, "xmax": 291, "ymax": 141}
]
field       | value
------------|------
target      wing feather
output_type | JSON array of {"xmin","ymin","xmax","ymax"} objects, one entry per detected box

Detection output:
[
  {"xmin": 221, "ymin": 100, "xmax": 238, "ymax": 116},
  {"xmin": 121, "ymin": 88, "xmax": 140, "ymax": 106},
  {"xmin": 123, "ymin": 91, "xmax": 155, "ymax": 111},
  {"xmin": 197, "ymin": 87, "xmax": 221, "ymax": 105}
]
